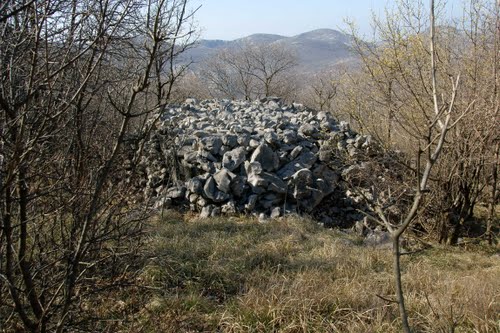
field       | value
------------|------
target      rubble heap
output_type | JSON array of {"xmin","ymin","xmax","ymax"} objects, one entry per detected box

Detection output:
[{"xmin": 138, "ymin": 98, "xmax": 376, "ymax": 225}]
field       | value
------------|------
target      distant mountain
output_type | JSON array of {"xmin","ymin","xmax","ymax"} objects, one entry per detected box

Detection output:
[
  {"xmin": 274, "ymin": 29, "xmax": 356, "ymax": 73},
  {"xmin": 234, "ymin": 33, "xmax": 287, "ymax": 45},
  {"xmin": 180, "ymin": 28, "xmax": 358, "ymax": 74}
]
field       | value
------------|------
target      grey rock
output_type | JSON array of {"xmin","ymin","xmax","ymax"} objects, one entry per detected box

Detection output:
[
  {"xmin": 339, "ymin": 121, "xmax": 350, "ymax": 132},
  {"xmin": 282, "ymin": 129, "xmax": 298, "ymax": 144},
  {"xmin": 244, "ymin": 160, "xmax": 263, "ymax": 176},
  {"xmin": 271, "ymin": 207, "xmax": 282, "ymax": 219},
  {"xmin": 299, "ymin": 123, "xmax": 318, "ymax": 137},
  {"xmin": 154, "ymin": 197, "xmax": 172, "ymax": 209},
  {"xmin": 307, "ymin": 187, "xmax": 326, "ymax": 210},
  {"xmin": 354, "ymin": 220, "xmax": 366, "ymax": 236},
  {"xmin": 245, "ymin": 194, "xmax": 258, "ymax": 211},
  {"xmin": 213, "ymin": 191, "xmax": 231, "ymax": 203},
  {"xmin": 277, "ymin": 150, "xmax": 318, "ymax": 180},
  {"xmin": 290, "ymin": 146, "xmax": 303, "ymax": 159},
  {"xmin": 193, "ymin": 130, "xmax": 210, "ymax": 138},
  {"xmin": 250, "ymin": 143, "xmax": 279, "ymax": 172},
  {"xmin": 142, "ymin": 98, "xmax": 382, "ymax": 221},
  {"xmin": 237, "ymin": 133, "xmax": 251, "ymax": 146},
  {"xmin": 221, "ymin": 201, "xmax": 237, "ymax": 214},
  {"xmin": 165, "ymin": 186, "xmax": 186, "ymax": 199},
  {"xmin": 219, "ymin": 145, "xmax": 229, "ymax": 156},
  {"xmin": 185, "ymin": 98, "xmax": 198, "ymax": 105},
  {"xmin": 188, "ymin": 193, "xmax": 199, "ymax": 203},
  {"xmin": 230, "ymin": 176, "xmax": 247, "ymax": 197},
  {"xmin": 187, "ymin": 177, "xmax": 204, "ymax": 194},
  {"xmin": 290, "ymin": 169, "xmax": 314, "ymax": 200},
  {"xmin": 247, "ymin": 172, "xmax": 266, "ymax": 188},
  {"xmin": 199, "ymin": 149, "xmax": 218, "ymax": 162},
  {"xmin": 211, "ymin": 207, "xmax": 221, "ymax": 217},
  {"xmin": 319, "ymin": 148, "xmax": 332, "ymax": 162},
  {"xmin": 200, "ymin": 205, "xmax": 213, "ymax": 218},
  {"xmin": 312, "ymin": 164, "xmax": 339, "ymax": 191},
  {"xmin": 258, "ymin": 213, "xmax": 269, "ymax": 223},
  {"xmin": 200, "ymin": 162, "xmax": 216, "ymax": 173},
  {"xmin": 213, "ymin": 168, "xmax": 235, "ymax": 193},
  {"xmin": 222, "ymin": 134, "xmax": 239, "ymax": 148},
  {"xmin": 249, "ymin": 138, "xmax": 261, "ymax": 149},
  {"xmin": 348, "ymin": 145, "xmax": 357, "ymax": 157},
  {"xmin": 262, "ymin": 172, "xmax": 287, "ymax": 194},
  {"xmin": 264, "ymin": 131, "xmax": 280, "ymax": 147},
  {"xmin": 362, "ymin": 135, "xmax": 372, "ymax": 148},
  {"xmin": 203, "ymin": 177, "xmax": 217, "ymax": 201},
  {"xmin": 364, "ymin": 230, "xmax": 391, "ymax": 248},
  {"xmin": 197, "ymin": 196, "xmax": 208, "ymax": 208},
  {"xmin": 200, "ymin": 136, "xmax": 223, "ymax": 155},
  {"xmin": 222, "ymin": 147, "xmax": 246, "ymax": 171},
  {"xmin": 321, "ymin": 215, "xmax": 333, "ymax": 225}
]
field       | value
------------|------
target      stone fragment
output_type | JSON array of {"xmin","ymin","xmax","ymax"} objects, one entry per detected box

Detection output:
[
  {"xmin": 237, "ymin": 133, "xmax": 250, "ymax": 146},
  {"xmin": 250, "ymin": 143, "xmax": 279, "ymax": 172},
  {"xmin": 187, "ymin": 177, "xmax": 204, "ymax": 194},
  {"xmin": 282, "ymin": 129, "xmax": 298, "ymax": 144},
  {"xmin": 211, "ymin": 207, "xmax": 221, "ymax": 217},
  {"xmin": 197, "ymin": 196, "xmax": 208, "ymax": 208},
  {"xmin": 200, "ymin": 136, "xmax": 223, "ymax": 155},
  {"xmin": 319, "ymin": 147, "xmax": 332, "ymax": 162},
  {"xmin": 154, "ymin": 197, "xmax": 172, "ymax": 209},
  {"xmin": 249, "ymin": 138, "xmax": 260, "ymax": 149},
  {"xmin": 245, "ymin": 194, "xmax": 258, "ymax": 211},
  {"xmin": 200, "ymin": 205, "xmax": 213, "ymax": 218},
  {"xmin": 230, "ymin": 176, "xmax": 247, "ymax": 197},
  {"xmin": 203, "ymin": 177, "xmax": 217, "ymax": 201},
  {"xmin": 290, "ymin": 169, "xmax": 314, "ymax": 200},
  {"xmin": 213, "ymin": 168, "xmax": 235, "ymax": 193},
  {"xmin": 264, "ymin": 131, "xmax": 280, "ymax": 147},
  {"xmin": 299, "ymin": 123, "xmax": 317, "ymax": 137},
  {"xmin": 221, "ymin": 201, "xmax": 237, "ymax": 214},
  {"xmin": 258, "ymin": 213, "xmax": 268, "ymax": 223},
  {"xmin": 165, "ymin": 186, "xmax": 186, "ymax": 199},
  {"xmin": 277, "ymin": 150, "xmax": 318, "ymax": 180},
  {"xmin": 213, "ymin": 191, "xmax": 231, "ymax": 203},
  {"xmin": 223, "ymin": 134, "xmax": 239, "ymax": 148},
  {"xmin": 263, "ymin": 172, "xmax": 287, "ymax": 194},
  {"xmin": 222, "ymin": 147, "xmax": 246, "ymax": 171},
  {"xmin": 244, "ymin": 160, "xmax": 263, "ymax": 176},
  {"xmin": 188, "ymin": 193, "xmax": 199, "ymax": 203},
  {"xmin": 290, "ymin": 146, "xmax": 303, "ymax": 159},
  {"xmin": 271, "ymin": 207, "xmax": 281, "ymax": 219}
]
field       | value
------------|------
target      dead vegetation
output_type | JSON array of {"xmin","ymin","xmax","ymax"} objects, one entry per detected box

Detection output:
[{"xmin": 52, "ymin": 213, "xmax": 500, "ymax": 333}]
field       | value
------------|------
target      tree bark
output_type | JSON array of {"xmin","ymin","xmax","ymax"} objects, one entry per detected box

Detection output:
[{"xmin": 393, "ymin": 236, "xmax": 411, "ymax": 333}]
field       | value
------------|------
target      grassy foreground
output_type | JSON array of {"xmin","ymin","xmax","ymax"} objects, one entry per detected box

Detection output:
[{"xmin": 89, "ymin": 212, "xmax": 499, "ymax": 332}]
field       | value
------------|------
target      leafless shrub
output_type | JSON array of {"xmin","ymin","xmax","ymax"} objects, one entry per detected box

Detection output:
[{"xmin": 0, "ymin": 0, "xmax": 197, "ymax": 331}]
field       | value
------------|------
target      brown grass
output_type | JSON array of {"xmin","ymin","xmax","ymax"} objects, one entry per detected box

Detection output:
[{"xmin": 78, "ymin": 212, "xmax": 499, "ymax": 332}]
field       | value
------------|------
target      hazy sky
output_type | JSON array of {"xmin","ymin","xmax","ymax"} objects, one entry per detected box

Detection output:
[{"xmin": 189, "ymin": 0, "xmax": 464, "ymax": 40}]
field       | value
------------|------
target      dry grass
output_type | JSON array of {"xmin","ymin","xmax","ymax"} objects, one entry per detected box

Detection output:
[{"xmin": 82, "ymin": 212, "xmax": 499, "ymax": 333}]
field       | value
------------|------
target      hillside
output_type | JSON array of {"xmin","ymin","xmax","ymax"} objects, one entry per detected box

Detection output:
[
  {"xmin": 73, "ymin": 213, "xmax": 500, "ymax": 332},
  {"xmin": 181, "ymin": 28, "xmax": 358, "ymax": 74}
]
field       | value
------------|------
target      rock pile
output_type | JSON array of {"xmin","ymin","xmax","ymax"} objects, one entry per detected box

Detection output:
[{"xmin": 138, "ymin": 97, "xmax": 375, "ymax": 225}]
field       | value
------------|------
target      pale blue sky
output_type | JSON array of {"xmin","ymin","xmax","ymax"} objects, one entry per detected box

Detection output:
[{"xmin": 189, "ymin": 0, "xmax": 464, "ymax": 40}]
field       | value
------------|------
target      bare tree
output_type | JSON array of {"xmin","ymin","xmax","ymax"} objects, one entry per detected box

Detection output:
[
  {"xmin": 343, "ymin": 1, "xmax": 471, "ymax": 331},
  {"xmin": 201, "ymin": 42, "xmax": 297, "ymax": 100},
  {"xmin": 300, "ymin": 69, "xmax": 344, "ymax": 112},
  {"xmin": 342, "ymin": 0, "xmax": 499, "ymax": 245},
  {"xmin": 0, "ymin": 0, "xmax": 197, "ymax": 331}
]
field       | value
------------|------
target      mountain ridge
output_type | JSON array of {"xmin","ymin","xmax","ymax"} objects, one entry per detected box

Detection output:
[{"xmin": 183, "ymin": 28, "xmax": 358, "ymax": 74}]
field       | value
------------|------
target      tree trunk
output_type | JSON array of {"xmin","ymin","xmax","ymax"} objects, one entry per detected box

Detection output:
[
  {"xmin": 487, "ymin": 142, "xmax": 499, "ymax": 245},
  {"xmin": 393, "ymin": 236, "xmax": 411, "ymax": 333}
]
